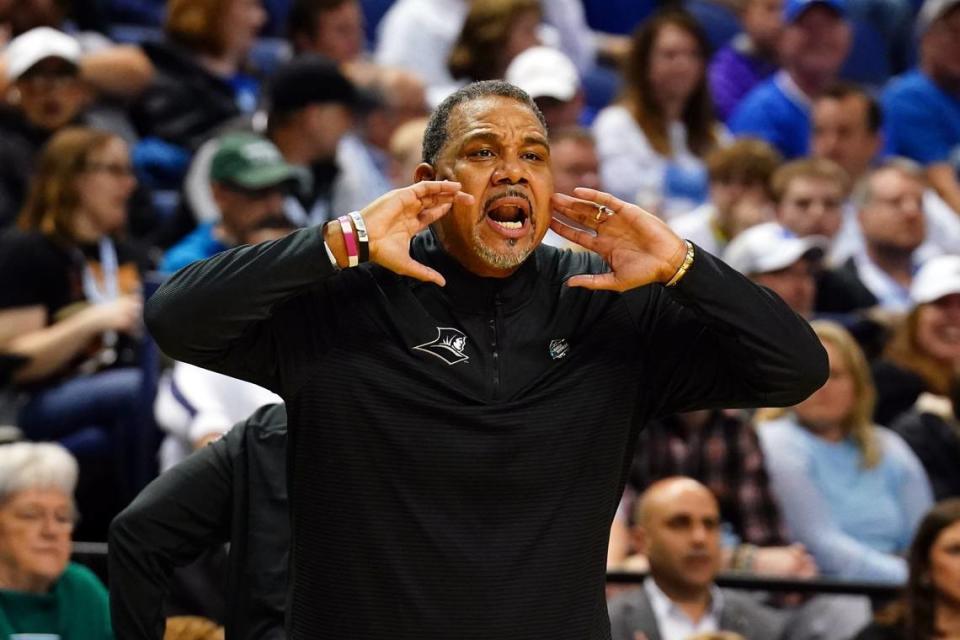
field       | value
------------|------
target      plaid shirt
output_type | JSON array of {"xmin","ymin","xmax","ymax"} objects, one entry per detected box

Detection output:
[{"xmin": 628, "ymin": 410, "xmax": 788, "ymax": 547}]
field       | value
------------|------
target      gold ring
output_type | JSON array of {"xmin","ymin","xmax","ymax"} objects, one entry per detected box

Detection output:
[{"xmin": 594, "ymin": 205, "xmax": 614, "ymax": 222}]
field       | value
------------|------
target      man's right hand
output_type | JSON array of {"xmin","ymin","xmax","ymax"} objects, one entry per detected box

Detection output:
[
  {"xmin": 751, "ymin": 544, "xmax": 818, "ymax": 578},
  {"xmin": 324, "ymin": 181, "xmax": 473, "ymax": 286}
]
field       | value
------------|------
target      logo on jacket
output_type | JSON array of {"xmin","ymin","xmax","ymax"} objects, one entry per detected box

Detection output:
[
  {"xmin": 414, "ymin": 327, "xmax": 470, "ymax": 365},
  {"xmin": 548, "ymin": 338, "xmax": 570, "ymax": 360}
]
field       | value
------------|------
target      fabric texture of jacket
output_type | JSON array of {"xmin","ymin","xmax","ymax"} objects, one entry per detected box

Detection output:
[
  {"xmin": 109, "ymin": 403, "xmax": 288, "ymax": 640},
  {"xmin": 145, "ymin": 226, "xmax": 826, "ymax": 640}
]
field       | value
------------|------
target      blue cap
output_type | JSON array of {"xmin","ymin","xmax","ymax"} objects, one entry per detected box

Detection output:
[{"xmin": 784, "ymin": 0, "xmax": 848, "ymax": 22}]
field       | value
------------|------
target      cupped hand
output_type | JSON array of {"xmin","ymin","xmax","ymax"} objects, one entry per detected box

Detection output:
[
  {"xmin": 327, "ymin": 180, "xmax": 473, "ymax": 286},
  {"xmin": 87, "ymin": 294, "xmax": 143, "ymax": 334},
  {"xmin": 549, "ymin": 188, "xmax": 688, "ymax": 291}
]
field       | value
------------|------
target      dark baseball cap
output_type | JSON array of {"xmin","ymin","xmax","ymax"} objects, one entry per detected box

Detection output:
[
  {"xmin": 210, "ymin": 133, "xmax": 301, "ymax": 190},
  {"xmin": 268, "ymin": 54, "xmax": 376, "ymax": 115},
  {"xmin": 784, "ymin": 0, "xmax": 848, "ymax": 22}
]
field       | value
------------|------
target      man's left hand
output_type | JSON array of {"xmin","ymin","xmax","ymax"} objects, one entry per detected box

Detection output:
[{"xmin": 550, "ymin": 188, "xmax": 688, "ymax": 291}]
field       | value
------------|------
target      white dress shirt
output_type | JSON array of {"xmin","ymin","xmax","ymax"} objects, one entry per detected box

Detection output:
[{"xmin": 643, "ymin": 577, "xmax": 724, "ymax": 640}]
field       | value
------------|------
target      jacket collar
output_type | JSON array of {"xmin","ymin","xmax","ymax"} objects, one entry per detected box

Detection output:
[{"xmin": 409, "ymin": 228, "xmax": 541, "ymax": 314}]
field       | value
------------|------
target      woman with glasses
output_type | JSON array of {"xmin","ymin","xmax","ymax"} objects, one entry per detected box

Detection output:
[
  {"xmin": 0, "ymin": 442, "xmax": 111, "ymax": 638},
  {"xmin": 0, "ymin": 127, "xmax": 149, "ymax": 529}
]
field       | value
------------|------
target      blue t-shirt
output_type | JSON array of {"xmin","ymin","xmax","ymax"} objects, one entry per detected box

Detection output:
[
  {"xmin": 160, "ymin": 222, "xmax": 229, "ymax": 274},
  {"xmin": 728, "ymin": 76, "xmax": 810, "ymax": 159},
  {"xmin": 883, "ymin": 69, "xmax": 960, "ymax": 169}
]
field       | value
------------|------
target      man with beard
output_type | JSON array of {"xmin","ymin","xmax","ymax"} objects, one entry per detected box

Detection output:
[{"xmin": 145, "ymin": 80, "xmax": 826, "ymax": 639}]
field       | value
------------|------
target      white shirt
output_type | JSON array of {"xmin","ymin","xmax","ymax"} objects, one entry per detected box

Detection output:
[
  {"xmin": 643, "ymin": 577, "xmax": 723, "ymax": 640},
  {"xmin": 670, "ymin": 203, "xmax": 724, "ymax": 256},
  {"xmin": 853, "ymin": 250, "xmax": 916, "ymax": 313}
]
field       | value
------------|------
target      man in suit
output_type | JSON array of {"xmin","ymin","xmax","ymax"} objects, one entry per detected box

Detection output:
[{"xmin": 608, "ymin": 477, "xmax": 784, "ymax": 640}]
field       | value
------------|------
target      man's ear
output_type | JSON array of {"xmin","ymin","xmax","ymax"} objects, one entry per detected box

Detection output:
[
  {"xmin": 631, "ymin": 525, "xmax": 649, "ymax": 556},
  {"xmin": 414, "ymin": 162, "xmax": 436, "ymax": 183}
]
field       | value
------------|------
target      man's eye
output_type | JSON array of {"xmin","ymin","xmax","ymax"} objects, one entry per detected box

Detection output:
[
  {"xmin": 471, "ymin": 149, "xmax": 494, "ymax": 158},
  {"xmin": 523, "ymin": 152, "xmax": 543, "ymax": 161}
]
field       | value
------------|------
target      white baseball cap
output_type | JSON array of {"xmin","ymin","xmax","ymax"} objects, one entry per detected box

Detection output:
[
  {"xmin": 722, "ymin": 222, "xmax": 828, "ymax": 275},
  {"xmin": 911, "ymin": 255, "xmax": 960, "ymax": 305},
  {"xmin": 505, "ymin": 46, "xmax": 580, "ymax": 102},
  {"xmin": 6, "ymin": 27, "xmax": 81, "ymax": 80},
  {"xmin": 916, "ymin": 0, "xmax": 960, "ymax": 35}
]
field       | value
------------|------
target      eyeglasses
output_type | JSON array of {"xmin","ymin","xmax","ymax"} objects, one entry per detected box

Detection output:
[{"xmin": 84, "ymin": 162, "xmax": 136, "ymax": 178}]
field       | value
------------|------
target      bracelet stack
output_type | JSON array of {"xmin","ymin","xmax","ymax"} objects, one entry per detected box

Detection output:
[{"xmin": 322, "ymin": 211, "xmax": 370, "ymax": 271}]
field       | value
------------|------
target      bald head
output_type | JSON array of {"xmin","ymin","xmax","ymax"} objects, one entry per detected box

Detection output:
[
  {"xmin": 633, "ymin": 477, "xmax": 722, "ymax": 598},
  {"xmin": 636, "ymin": 477, "xmax": 719, "ymax": 526}
]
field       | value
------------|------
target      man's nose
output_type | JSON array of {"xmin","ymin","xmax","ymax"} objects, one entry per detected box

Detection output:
[{"xmin": 492, "ymin": 156, "xmax": 527, "ymax": 184}]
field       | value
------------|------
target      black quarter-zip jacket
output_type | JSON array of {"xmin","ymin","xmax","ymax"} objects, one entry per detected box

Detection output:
[{"xmin": 146, "ymin": 226, "xmax": 827, "ymax": 640}]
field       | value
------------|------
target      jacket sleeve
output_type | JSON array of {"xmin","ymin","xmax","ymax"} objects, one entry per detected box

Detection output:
[
  {"xmin": 625, "ymin": 245, "xmax": 828, "ymax": 417},
  {"xmin": 144, "ymin": 226, "xmax": 339, "ymax": 396},
  {"xmin": 108, "ymin": 432, "xmax": 235, "ymax": 640}
]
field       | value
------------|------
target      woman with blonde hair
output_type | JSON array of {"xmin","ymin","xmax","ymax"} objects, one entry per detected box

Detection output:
[
  {"xmin": 447, "ymin": 0, "xmax": 542, "ymax": 84},
  {"xmin": 0, "ymin": 127, "xmax": 147, "ymax": 503},
  {"xmin": 757, "ymin": 320, "xmax": 933, "ymax": 582},
  {"xmin": 593, "ymin": 9, "xmax": 727, "ymax": 220}
]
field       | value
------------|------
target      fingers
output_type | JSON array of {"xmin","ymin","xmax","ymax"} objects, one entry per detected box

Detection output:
[
  {"xmin": 397, "ymin": 258, "xmax": 446, "ymax": 287},
  {"xmin": 417, "ymin": 202, "xmax": 453, "ymax": 228},
  {"xmin": 571, "ymin": 188, "xmax": 629, "ymax": 213},
  {"xmin": 549, "ymin": 218, "xmax": 599, "ymax": 251},
  {"xmin": 551, "ymin": 192, "xmax": 621, "ymax": 230},
  {"xmin": 565, "ymin": 272, "xmax": 621, "ymax": 291},
  {"xmin": 409, "ymin": 180, "xmax": 464, "ymax": 199}
]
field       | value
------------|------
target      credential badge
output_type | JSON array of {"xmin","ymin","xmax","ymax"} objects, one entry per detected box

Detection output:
[{"xmin": 414, "ymin": 327, "xmax": 470, "ymax": 365}]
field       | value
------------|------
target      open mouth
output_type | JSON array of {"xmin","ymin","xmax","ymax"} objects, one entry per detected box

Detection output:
[{"xmin": 484, "ymin": 195, "xmax": 531, "ymax": 237}]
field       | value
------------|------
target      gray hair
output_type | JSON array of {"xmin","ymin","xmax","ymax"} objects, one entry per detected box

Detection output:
[
  {"xmin": 0, "ymin": 442, "xmax": 78, "ymax": 503},
  {"xmin": 421, "ymin": 80, "xmax": 547, "ymax": 166},
  {"xmin": 851, "ymin": 156, "xmax": 926, "ymax": 209}
]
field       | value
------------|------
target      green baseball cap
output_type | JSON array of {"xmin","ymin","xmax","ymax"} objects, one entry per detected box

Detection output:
[{"xmin": 210, "ymin": 133, "xmax": 301, "ymax": 190}]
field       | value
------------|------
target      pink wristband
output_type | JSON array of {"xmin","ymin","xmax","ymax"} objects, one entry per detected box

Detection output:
[{"xmin": 337, "ymin": 215, "xmax": 359, "ymax": 267}]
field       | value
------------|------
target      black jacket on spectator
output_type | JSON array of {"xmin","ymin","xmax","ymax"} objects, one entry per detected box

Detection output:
[
  {"xmin": 0, "ymin": 107, "xmax": 53, "ymax": 229},
  {"xmin": 131, "ymin": 41, "xmax": 242, "ymax": 151},
  {"xmin": 890, "ymin": 404, "xmax": 960, "ymax": 501},
  {"xmin": 109, "ymin": 403, "xmax": 288, "ymax": 640},
  {"xmin": 815, "ymin": 258, "xmax": 879, "ymax": 314},
  {"xmin": 852, "ymin": 621, "xmax": 903, "ymax": 640},
  {"xmin": 872, "ymin": 360, "xmax": 928, "ymax": 426}
]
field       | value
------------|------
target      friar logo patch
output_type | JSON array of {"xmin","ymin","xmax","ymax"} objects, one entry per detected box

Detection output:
[{"xmin": 414, "ymin": 327, "xmax": 470, "ymax": 365}]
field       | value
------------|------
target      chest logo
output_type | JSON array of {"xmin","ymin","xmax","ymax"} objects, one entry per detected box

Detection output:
[
  {"xmin": 414, "ymin": 327, "xmax": 470, "ymax": 365},
  {"xmin": 548, "ymin": 338, "xmax": 570, "ymax": 360}
]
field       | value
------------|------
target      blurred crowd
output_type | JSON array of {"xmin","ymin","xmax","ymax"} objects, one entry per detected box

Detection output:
[{"xmin": 0, "ymin": 0, "xmax": 959, "ymax": 638}]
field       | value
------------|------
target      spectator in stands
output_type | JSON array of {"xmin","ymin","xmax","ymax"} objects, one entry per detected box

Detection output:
[
  {"xmin": 505, "ymin": 46, "xmax": 583, "ymax": 131},
  {"xmin": 882, "ymin": 0, "xmax": 960, "ymax": 215},
  {"xmin": 388, "ymin": 116, "xmax": 429, "ymax": 188},
  {"xmin": 724, "ymin": 222, "xmax": 826, "ymax": 318},
  {"xmin": 0, "ymin": 5, "xmax": 154, "ymax": 101},
  {"xmin": 111, "ymin": 404, "xmax": 288, "ymax": 640},
  {"xmin": 769, "ymin": 157, "xmax": 849, "ymax": 258},
  {"xmin": 0, "ymin": 27, "xmax": 139, "ymax": 229},
  {"xmin": 811, "ymin": 84, "xmax": 960, "ymax": 264},
  {"xmin": 853, "ymin": 498, "xmax": 960, "ymax": 640},
  {"xmin": 670, "ymin": 138, "xmax": 782, "ymax": 256},
  {"xmin": 131, "ymin": 0, "xmax": 267, "ymax": 152},
  {"xmin": 709, "ymin": 0, "xmax": 784, "ymax": 121},
  {"xmin": 287, "ymin": 0, "xmax": 365, "ymax": 64},
  {"xmin": 161, "ymin": 133, "xmax": 299, "ymax": 273},
  {"xmin": 607, "ymin": 477, "xmax": 785, "ymax": 640},
  {"xmin": 0, "ymin": 442, "xmax": 111, "ymax": 639},
  {"xmin": 0, "ymin": 128, "xmax": 149, "ymax": 492},
  {"xmin": 816, "ymin": 159, "xmax": 926, "ymax": 314},
  {"xmin": 612, "ymin": 407, "xmax": 816, "ymax": 579},
  {"xmin": 757, "ymin": 320, "xmax": 933, "ymax": 583},
  {"xmin": 890, "ymin": 378, "xmax": 960, "ymax": 502},
  {"xmin": 176, "ymin": 55, "xmax": 376, "ymax": 241},
  {"xmin": 540, "ymin": 126, "xmax": 601, "ymax": 249},
  {"xmin": 593, "ymin": 10, "xmax": 727, "ymax": 219},
  {"xmin": 447, "ymin": 0, "xmax": 542, "ymax": 86},
  {"xmin": 874, "ymin": 255, "xmax": 960, "ymax": 428},
  {"xmin": 729, "ymin": 0, "xmax": 852, "ymax": 159},
  {"xmin": 162, "ymin": 616, "xmax": 224, "ymax": 640}
]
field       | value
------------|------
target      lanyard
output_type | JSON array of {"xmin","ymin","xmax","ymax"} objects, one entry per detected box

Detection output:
[{"xmin": 81, "ymin": 236, "xmax": 119, "ymax": 304}]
